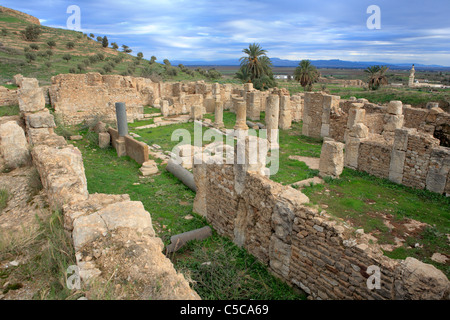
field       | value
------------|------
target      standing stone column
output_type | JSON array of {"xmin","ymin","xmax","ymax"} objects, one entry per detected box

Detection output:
[
  {"xmin": 115, "ymin": 102, "xmax": 128, "ymax": 157},
  {"xmin": 344, "ymin": 103, "xmax": 366, "ymax": 143},
  {"xmin": 383, "ymin": 101, "xmax": 404, "ymax": 132},
  {"xmin": 191, "ymin": 105, "xmax": 203, "ymax": 121},
  {"xmin": 234, "ymin": 101, "xmax": 248, "ymax": 131},
  {"xmin": 279, "ymin": 95, "xmax": 292, "ymax": 130},
  {"xmin": 214, "ymin": 101, "xmax": 224, "ymax": 128},
  {"xmin": 265, "ymin": 94, "xmax": 280, "ymax": 149},
  {"xmin": 344, "ymin": 123, "xmax": 369, "ymax": 169},
  {"xmin": 319, "ymin": 140, "xmax": 345, "ymax": 178},
  {"xmin": 247, "ymin": 91, "xmax": 261, "ymax": 121}
]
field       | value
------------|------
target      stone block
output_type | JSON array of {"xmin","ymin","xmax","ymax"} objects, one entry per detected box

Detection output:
[
  {"xmin": 387, "ymin": 101, "xmax": 403, "ymax": 115},
  {"xmin": 98, "ymin": 132, "xmax": 111, "ymax": 149},
  {"xmin": 0, "ymin": 121, "xmax": 30, "ymax": 170},
  {"xmin": 319, "ymin": 140, "xmax": 345, "ymax": 178},
  {"xmin": 18, "ymin": 87, "xmax": 46, "ymax": 113},
  {"xmin": 25, "ymin": 110, "xmax": 56, "ymax": 128}
]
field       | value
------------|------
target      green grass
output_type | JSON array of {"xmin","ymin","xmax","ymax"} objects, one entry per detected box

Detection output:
[
  {"xmin": 143, "ymin": 106, "xmax": 160, "ymax": 114},
  {"xmin": 74, "ymin": 128, "xmax": 305, "ymax": 300},
  {"xmin": 129, "ymin": 118, "xmax": 154, "ymax": 128},
  {"xmin": 0, "ymin": 105, "xmax": 19, "ymax": 116},
  {"xmin": 1, "ymin": 84, "xmax": 18, "ymax": 90},
  {"xmin": 0, "ymin": 189, "xmax": 8, "ymax": 211},
  {"xmin": 271, "ymin": 122, "xmax": 322, "ymax": 185},
  {"xmin": 174, "ymin": 237, "xmax": 305, "ymax": 300},
  {"xmin": 0, "ymin": 210, "xmax": 81, "ymax": 300},
  {"xmin": 302, "ymin": 168, "xmax": 450, "ymax": 277}
]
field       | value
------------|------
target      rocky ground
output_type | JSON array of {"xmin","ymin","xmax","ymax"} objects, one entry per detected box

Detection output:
[{"xmin": 0, "ymin": 166, "xmax": 51, "ymax": 300}]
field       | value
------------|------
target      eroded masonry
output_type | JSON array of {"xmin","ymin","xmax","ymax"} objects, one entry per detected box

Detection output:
[{"xmin": 1, "ymin": 74, "xmax": 449, "ymax": 300}]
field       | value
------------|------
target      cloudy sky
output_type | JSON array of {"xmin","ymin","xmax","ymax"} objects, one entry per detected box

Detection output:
[{"xmin": 3, "ymin": 0, "xmax": 450, "ymax": 65}]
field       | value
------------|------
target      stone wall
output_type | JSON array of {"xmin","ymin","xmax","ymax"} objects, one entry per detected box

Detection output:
[
  {"xmin": 17, "ymin": 79, "xmax": 200, "ymax": 300},
  {"xmin": 49, "ymin": 73, "xmax": 146, "ymax": 125},
  {"xmin": 302, "ymin": 92, "xmax": 340, "ymax": 138},
  {"xmin": 0, "ymin": 86, "xmax": 18, "ymax": 106},
  {"xmin": 193, "ymin": 162, "xmax": 449, "ymax": 300},
  {"xmin": 302, "ymin": 92, "xmax": 450, "ymax": 194}
]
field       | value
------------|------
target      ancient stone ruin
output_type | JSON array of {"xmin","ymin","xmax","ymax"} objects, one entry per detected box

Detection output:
[{"xmin": 1, "ymin": 74, "xmax": 449, "ymax": 300}]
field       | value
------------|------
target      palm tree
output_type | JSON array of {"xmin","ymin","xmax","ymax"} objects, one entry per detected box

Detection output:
[
  {"xmin": 234, "ymin": 65, "xmax": 252, "ymax": 83},
  {"xmin": 365, "ymin": 65, "xmax": 389, "ymax": 90},
  {"xmin": 239, "ymin": 43, "xmax": 270, "ymax": 81},
  {"xmin": 294, "ymin": 60, "xmax": 319, "ymax": 91}
]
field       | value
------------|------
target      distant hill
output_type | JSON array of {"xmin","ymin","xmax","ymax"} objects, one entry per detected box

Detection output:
[
  {"xmin": 0, "ymin": 6, "xmax": 40, "ymax": 25},
  {"xmin": 0, "ymin": 6, "xmax": 208, "ymax": 86},
  {"xmin": 172, "ymin": 57, "xmax": 450, "ymax": 71}
]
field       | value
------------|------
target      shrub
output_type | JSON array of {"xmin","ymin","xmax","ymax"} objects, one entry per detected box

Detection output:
[
  {"xmin": 62, "ymin": 54, "xmax": 72, "ymax": 62},
  {"xmin": 45, "ymin": 61, "xmax": 52, "ymax": 68},
  {"xmin": 111, "ymin": 42, "xmax": 118, "ymax": 50},
  {"xmin": 96, "ymin": 53, "xmax": 105, "ymax": 61},
  {"xmin": 1, "ymin": 28, "xmax": 8, "ymax": 36},
  {"xmin": 166, "ymin": 66, "xmax": 178, "ymax": 76},
  {"xmin": 96, "ymin": 36, "xmax": 103, "ymax": 42},
  {"xmin": 47, "ymin": 40, "xmax": 56, "ymax": 48},
  {"xmin": 89, "ymin": 55, "xmax": 99, "ymax": 64},
  {"xmin": 103, "ymin": 65, "xmax": 112, "ymax": 73},
  {"xmin": 21, "ymin": 25, "xmax": 41, "ymax": 41},
  {"xmin": 46, "ymin": 50, "xmax": 53, "ymax": 58},
  {"xmin": 66, "ymin": 41, "xmax": 75, "ymax": 49},
  {"xmin": 25, "ymin": 52, "xmax": 36, "ymax": 63},
  {"xmin": 69, "ymin": 67, "xmax": 76, "ymax": 73},
  {"xmin": 77, "ymin": 63, "xmax": 86, "ymax": 72},
  {"xmin": 29, "ymin": 43, "xmax": 39, "ymax": 50}
]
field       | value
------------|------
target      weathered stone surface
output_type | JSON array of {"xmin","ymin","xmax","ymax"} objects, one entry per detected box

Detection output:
[
  {"xmin": 349, "ymin": 123, "xmax": 369, "ymax": 139},
  {"xmin": 140, "ymin": 160, "xmax": 158, "ymax": 176},
  {"xmin": 0, "ymin": 121, "xmax": 30, "ymax": 170},
  {"xmin": 72, "ymin": 212, "xmax": 107, "ymax": 250},
  {"xmin": 98, "ymin": 201, "xmax": 155, "ymax": 235},
  {"xmin": 18, "ymin": 87, "xmax": 45, "ymax": 113},
  {"xmin": 190, "ymin": 105, "xmax": 203, "ymax": 120},
  {"xmin": 319, "ymin": 140, "xmax": 345, "ymax": 178},
  {"xmin": 98, "ymin": 132, "xmax": 111, "ymax": 149},
  {"xmin": 25, "ymin": 110, "xmax": 56, "ymax": 128},
  {"xmin": 395, "ymin": 257, "xmax": 450, "ymax": 300},
  {"xmin": 387, "ymin": 101, "xmax": 403, "ymax": 115},
  {"xmin": 384, "ymin": 114, "xmax": 404, "ymax": 132},
  {"xmin": 70, "ymin": 135, "xmax": 83, "ymax": 141},
  {"xmin": 32, "ymin": 144, "xmax": 89, "ymax": 208}
]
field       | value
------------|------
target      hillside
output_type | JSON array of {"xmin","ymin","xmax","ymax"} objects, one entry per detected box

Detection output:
[{"xmin": 0, "ymin": 7, "xmax": 222, "ymax": 86}]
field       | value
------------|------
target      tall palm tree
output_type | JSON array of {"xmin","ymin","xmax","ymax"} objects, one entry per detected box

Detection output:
[
  {"xmin": 294, "ymin": 60, "xmax": 319, "ymax": 91},
  {"xmin": 364, "ymin": 65, "xmax": 389, "ymax": 90},
  {"xmin": 239, "ymin": 43, "xmax": 270, "ymax": 81}
]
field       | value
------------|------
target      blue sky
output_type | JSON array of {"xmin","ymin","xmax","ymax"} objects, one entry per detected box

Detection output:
[{"xmin": 3, "ymin": 0, "xmax": 450, "ymax": 65}]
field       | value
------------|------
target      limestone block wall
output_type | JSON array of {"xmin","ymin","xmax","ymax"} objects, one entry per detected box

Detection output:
[
  {"xmin": 302, "ymin": 92, "xmax": 340, "ymax": 138},
  {"xmin": 345, "ymin": 127, "xmax": 449, "ymax": 194},
  {"xmin": 0, "ymin": 86, "xmax": 18, "ymax": 106},
  {"xmin": 194, "ymin": 163, "xmax": 450, "ymax": 300},
  {"xmin": 357, "ymin": 140, "xmax": 392, "ymax": 179},
  {"xmin": 49, "ymin": 73, "xmax": 146, "ymax": 125}
]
